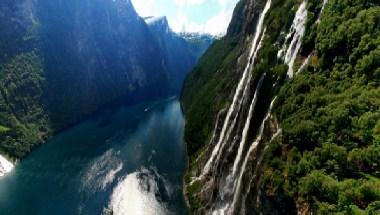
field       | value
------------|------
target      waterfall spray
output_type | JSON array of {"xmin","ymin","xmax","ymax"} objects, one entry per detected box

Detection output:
[
  {"xmin": 277, "ymin": 1, "xmax": 308, "ymax": 78},
  {"xmin": 229, "ymin": 97, "xmax": 277, "ymax": 213},
  {"xmin": 231, "ymin": 72, "xmax": 265, "ymax": 178},
  {"xmin": 284, "ymin": 1, "xmax": 307, "ymax": 78},
  {"xmin": 216, "ymin": 29, "xmax": 267, "ymax": 182},
  {"xmin": 200, "ymin": 0, "xmax": 272, "ymax": 179}
]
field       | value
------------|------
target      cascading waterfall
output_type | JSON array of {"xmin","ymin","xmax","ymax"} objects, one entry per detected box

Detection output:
[
  {"xmin": 212, "ymin": 97, "xmax": 277, "ymax": 214},
  {"xmin": 297, "ymin": 0, "xmax": 327, "ymax": 73},
  {"xmin": 199, "ymin": 0, "xmax": 272, "ymax": 179},
  {"xmin": 241, "ymin": 128, "xmax": 282, "ymax": 214},
  {"xmin": 191, "ymin": 0, "xmax": 323, "ymax": 214},
  {"xmin": 230, "ymin": 72, "xmax": 265, "ymax": 178},
  {"xmin": 229, "ymin": 97, "xmax": 277, "ymax": 214},
  {"xmin": 317, "ymin": 0, "xmax": 329, "ymax": 22},
  {"xmin": 208, "ymin": 0, "xmax": 272, "ymax": 211},
  {"xmin": 296, "ymin": 54, "xmax": 311, "ymax": 75},
  {"xmin": 278, "ymin": 1, "xmax": 308, "ymax": 78},
  {"xmin": 211, "ymin": 29, "xmax": 266, "ymax": 193},
  {"xmin": 190, "ymin": 109, "xmax": 224, "ymax": 184},
  {"xmin": 216, "ymin": 29, "xmax": 267, "ymax": 184},
  {"xmin": 190, "ymin": 1, "xmax": 333, "ymax": 214}
]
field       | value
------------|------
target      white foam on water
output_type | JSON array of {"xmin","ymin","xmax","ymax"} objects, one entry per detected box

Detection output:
[
  {"xmin": 106, "ymin": 169, "xmax": 168, "ymax": 215},
  {"xmin": 80, "ymin": 149, "xmax": 128, "ymax": 196},
  {"xmin": 0, "ymin": 155, "xmax": 14, "ymax": 177},
  {"xmin": 102, "ymin": 163, "xmax": 123, "ymax": 190}
]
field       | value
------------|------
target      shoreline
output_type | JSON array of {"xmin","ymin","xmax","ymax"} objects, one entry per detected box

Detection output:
[{"xmin": 0, "ymin": 155, "xmax": 14, "ymax": 177}]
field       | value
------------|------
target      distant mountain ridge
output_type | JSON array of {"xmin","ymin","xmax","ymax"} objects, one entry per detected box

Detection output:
[{"xmin": 144, "ymin": 16, "xmax": 214, "ymax": 91}]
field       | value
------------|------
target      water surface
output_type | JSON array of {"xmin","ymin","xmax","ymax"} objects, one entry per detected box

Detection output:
[{"xmin": 0, "ymin": 97, "xmax": 187, "ymax": 215}]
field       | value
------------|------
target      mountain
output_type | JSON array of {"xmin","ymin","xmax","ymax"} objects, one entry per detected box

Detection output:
[
  {"xmin": 181, "ymin": 0, "xmax": 380, "ymax": 214},
  {"xmin": 0, "ymin": 0, "xmax": 211, "ymax": 160},
  {"xmin": 179, "ymin": 32, "xmax": 216, "ymax": 62},
  {"xmin": 144, "ymin": 16, "xmax": 214, "ymax": 91}
]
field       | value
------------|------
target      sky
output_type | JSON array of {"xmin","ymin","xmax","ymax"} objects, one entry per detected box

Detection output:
[{"xmin": 130, "ymin": 0, "xmax": 240, "ymax": 35}]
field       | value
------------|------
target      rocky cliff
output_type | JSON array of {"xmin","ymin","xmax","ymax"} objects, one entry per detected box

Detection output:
[{"xmin": 182, "ymin": 0, "xmax": 380, "ymax": 214}]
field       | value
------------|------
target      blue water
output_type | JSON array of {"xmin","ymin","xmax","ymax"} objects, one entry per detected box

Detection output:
[{"xmin": 0, "ymin": 97, "xmax": 188, "ymax": 215}]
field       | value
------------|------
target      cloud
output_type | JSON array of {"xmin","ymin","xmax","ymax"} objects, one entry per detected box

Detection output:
[
  {"xmin": 171, "ymin": 10, "xmax": 233, "ymax": 35},
  {"xmin": 172, "ymin": 0, "xmax": 236, "ymax": 35},
  {"xmin": 131, "ymin": 0, "xmax": 238, "ymax": 35},
  {"xmin": 173, "ymin": 0, "xmax": 207, "ymax": 6},
  {"xmin": 131, "ymin": 0, "xmax": 156, "ymax": 17},
  {"xmin": 204, "ymin": 9, "xmax": 233, "ymax": 35}
]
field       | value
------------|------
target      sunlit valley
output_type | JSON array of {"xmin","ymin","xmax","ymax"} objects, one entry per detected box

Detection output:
[{"xmin": 0, "ymin": 0, "xmax": 379, "ymax": 214}]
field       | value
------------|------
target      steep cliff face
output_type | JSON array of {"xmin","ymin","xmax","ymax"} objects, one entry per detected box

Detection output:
[
  {"xmin": 0, "ymin": 0, "xmax": 50, "ymax": 159},
  {"xmin": 37, "ymin": 0, "xmax": 170, "ymax": 129},
  {"xmin": 182, "ymin": 0, "xmax": 380, "ymax": 214},
  {"xmin": 0, "ymin": 0, "xmax": 209, "ymax": 160}
]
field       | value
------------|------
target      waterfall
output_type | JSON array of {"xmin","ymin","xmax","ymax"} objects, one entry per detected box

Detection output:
[
  {"xmin": 199, "ymin": 0, "xmax": 272, "ymax": 179},
  {"xmin": 213, "ymin": 31, "xmax": 268, "ymax": 187},
  {"xmin": 230, "ymin": 97, "xmax": 277, "ymax": 213},
  {"xmin": 190, "ymin": 109, "xmax": 224, "ymax": 185},
  {"xmin": 278, "ymin": 1, "xmax": 308, "ymax": 78},
  {"xmin": 317, "ymin": 0, "xmax": 329, "ymax": 22},
  {"xmin": 194, "ymin": 1, "xmax": 314, "ymax": 213},
  {"xmin": 215, "ymin": 29, "xmax": 267, "ymax": 182},
  {"xmin": 297, "ymin": 0, "xmax": 326, "ymax": 74},
  {"xmin": 213, "ymin": 97, "xmax": 277, "ymax": 214},
  {"xmin": 231, "ymin": 73, "xmax": 265, "ymax": 178},
  {"xmin": 241, "ymin": 128, "xmax": 282, "ymax": 214},
  {"xmin": 296, "ymin": 54, "xmax": 311, "ymax": 75}
]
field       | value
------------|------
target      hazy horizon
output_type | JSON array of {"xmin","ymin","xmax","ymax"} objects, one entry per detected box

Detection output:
[{"xmin": 131, "ymin": 0, "xmax": 239, "ymax": 35}]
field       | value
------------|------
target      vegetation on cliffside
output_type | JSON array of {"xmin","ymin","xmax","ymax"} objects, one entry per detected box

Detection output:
[
  {"xmin": 262, "ymin": 0, "xmax": 380, "ymax": 213},
  {"xmin": 0, "ymin": 52, "xmax": 51, "ymax": 159},
  {"xmin": 182, "ymin": 0, "xmax": 380, "ymax": 213}
]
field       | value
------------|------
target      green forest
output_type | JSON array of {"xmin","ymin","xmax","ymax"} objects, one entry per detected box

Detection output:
[
  {"xmin": 262, "ymin": 0, "xmax": 380, "ymax": 213},
  {"xmin": 0, "ymin": 52, "xmax": 51, "ymax": 160}
]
